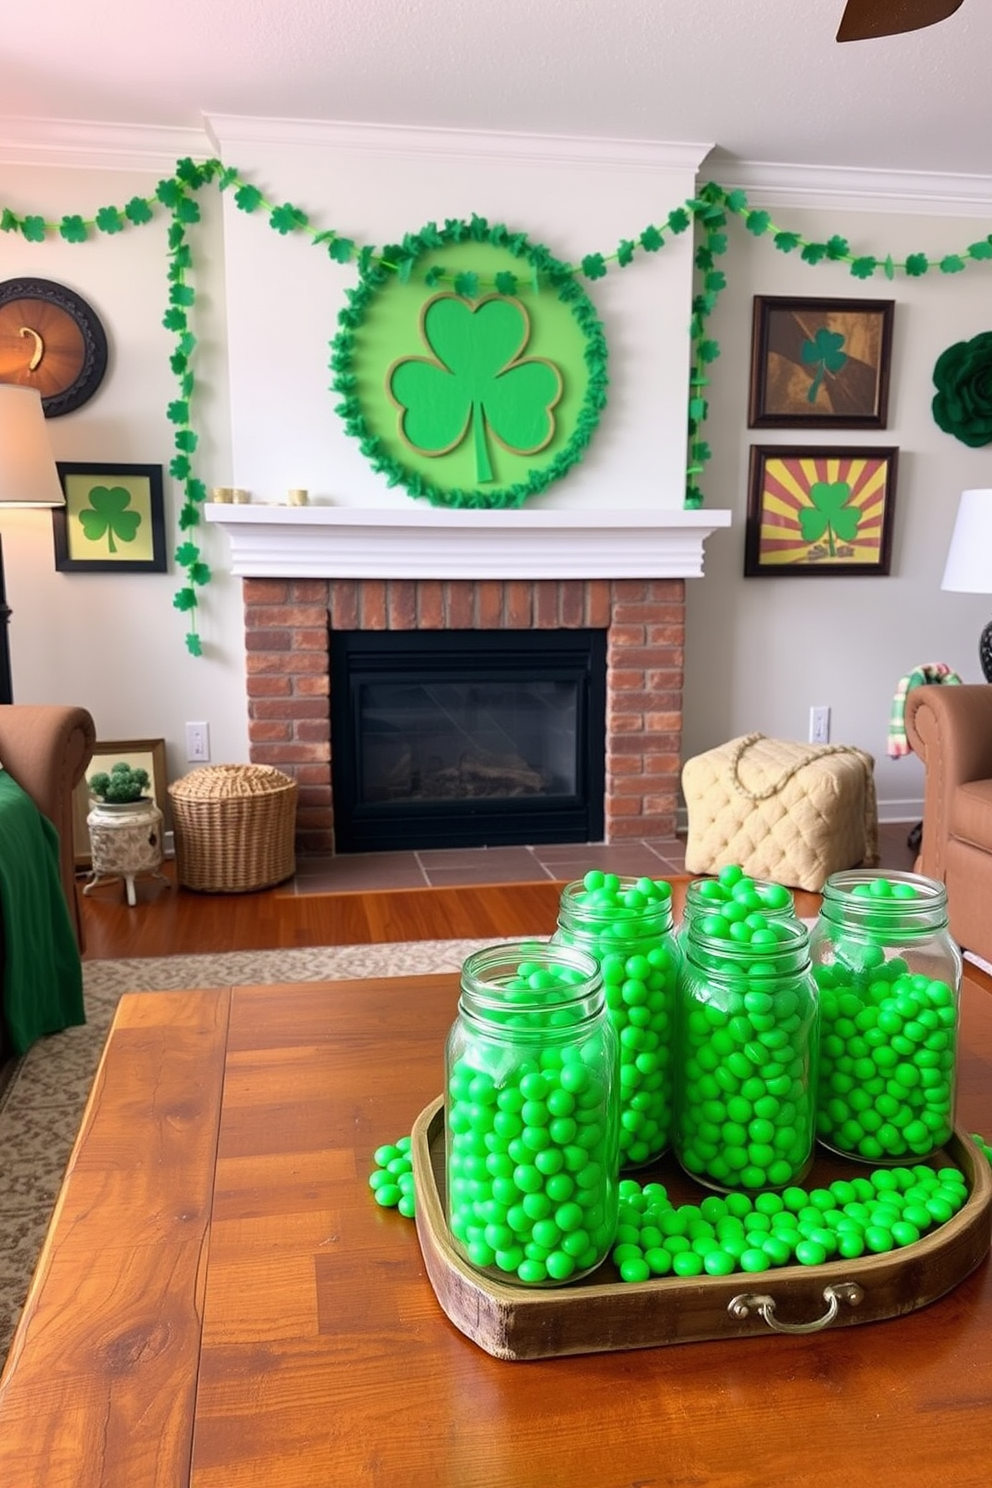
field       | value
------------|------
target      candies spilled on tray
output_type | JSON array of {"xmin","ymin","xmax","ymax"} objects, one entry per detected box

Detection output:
[
  {"xmin": 810, "ymin": 872, "xmax": 963, "ymax": 1163},
  {"xmin": 367, "ymin": 1142, "xmax": 977, "ymax": 1287},
  {"xmin": 554, "ymin": 872, "xmax": 680, "ymax": 1168},
  {"xmin": 610, "ymin": 1164, "xmax": 969, "ymax": 1283}
]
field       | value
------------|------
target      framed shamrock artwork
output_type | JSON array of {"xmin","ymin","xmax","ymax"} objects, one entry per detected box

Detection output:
[
  {"xmin": 748, "ymin": 297, "xmax": 894, "ymax": 428},
  {"xmin": 744, "ymin": 446, "xmax": 898, "ymax": 578},
  {"xmin": 53, "ymin": 462, "xmax": 166, "ymax": 572}
]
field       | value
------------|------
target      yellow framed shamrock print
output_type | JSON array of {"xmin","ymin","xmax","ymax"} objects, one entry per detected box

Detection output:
[
  {"xmin": 53, "ymin": 462, "xmax": 166, "ymax": 572},
  {"xmin": 744, "ymin": 446, "xmax": 898, "ymax": 577}
]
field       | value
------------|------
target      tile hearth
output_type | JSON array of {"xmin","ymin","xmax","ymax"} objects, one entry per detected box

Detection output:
[{"xmin": 281, "ymin": 822, "xmax": 917, "ymax": 896}]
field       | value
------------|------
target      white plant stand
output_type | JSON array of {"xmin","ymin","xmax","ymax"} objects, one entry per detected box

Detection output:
[{"xmin": 83, "ymin": 798, "xmax": 169, "ymax": 907}]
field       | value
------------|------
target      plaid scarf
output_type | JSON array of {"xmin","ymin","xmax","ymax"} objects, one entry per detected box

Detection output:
[{"xmin": 888, "ymin": 662, "xmax": 962, "ymax": 758}]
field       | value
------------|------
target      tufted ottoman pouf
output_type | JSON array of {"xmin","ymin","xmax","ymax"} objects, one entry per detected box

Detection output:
[{"xmin": 682, "ymin": 733, "xmax": 879, "ymax": 892}]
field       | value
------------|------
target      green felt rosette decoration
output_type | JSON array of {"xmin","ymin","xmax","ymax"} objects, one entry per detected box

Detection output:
[{"xmin": 931, "ymin": 330, "xmax": 992, "ymax": 447}]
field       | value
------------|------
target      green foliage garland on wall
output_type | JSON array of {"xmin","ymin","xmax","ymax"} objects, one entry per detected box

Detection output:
[{"xmin": 2, "ymin": 159, "xmax": 990, "ymax": 656}]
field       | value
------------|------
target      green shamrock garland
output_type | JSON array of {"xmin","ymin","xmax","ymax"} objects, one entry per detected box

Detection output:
[{"xmin": 2, "ymin": 161, "xmax": 990, "ymax": 654}]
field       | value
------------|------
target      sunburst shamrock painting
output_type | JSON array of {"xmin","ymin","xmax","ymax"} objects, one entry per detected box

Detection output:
[{"xmin": 744, "ymin": 446, "xmax": 898, "ymax": 578}]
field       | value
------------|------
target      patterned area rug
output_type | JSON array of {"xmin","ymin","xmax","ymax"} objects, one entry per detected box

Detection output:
[{"xmin": 0, "ymin": 938, "xmax": 504, "ymax": 1366}]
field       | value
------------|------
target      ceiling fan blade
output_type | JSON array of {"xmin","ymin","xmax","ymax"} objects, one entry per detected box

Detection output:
[{"xmin": 837, "ymin": 0, "xmax": 964, "ymax": 42}]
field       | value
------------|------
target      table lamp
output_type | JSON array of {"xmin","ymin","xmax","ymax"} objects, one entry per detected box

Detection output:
[
  {"xmin": 941, "ymin": 487, "xmax": 992, "ymax": 684},
  {"xmin": 0, "ymin": 384, "xmax": 66, "ymax": 703}
]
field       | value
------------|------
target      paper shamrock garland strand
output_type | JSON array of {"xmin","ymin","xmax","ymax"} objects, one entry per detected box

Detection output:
[{"xmin": 1, "ymin": 160, "xmax": 990, "ymax": 655}]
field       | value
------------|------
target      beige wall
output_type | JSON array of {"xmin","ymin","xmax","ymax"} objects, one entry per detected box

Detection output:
[
  {"xmin": 684, "ymin": 202, "xmax": 992, "ymax": 818},
  {"xmin": 0, "ymin": 155, "xmax": 245, "ymax": 789}
]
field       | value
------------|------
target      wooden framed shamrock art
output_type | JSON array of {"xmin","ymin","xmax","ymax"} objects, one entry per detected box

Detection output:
[
  {"xmin": 748, "ymin": 297, "xmax": 894, "ymax": 428},
  {"xmin": 744, "ymin": 446, "xmax": 898, "ymax": 578},
  {"xmin": 53, "ymin": 462, "xmax": 166, "ymax": 572}
]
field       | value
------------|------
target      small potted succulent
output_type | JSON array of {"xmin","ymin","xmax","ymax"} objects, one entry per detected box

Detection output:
[
  {"xmin": 88, "ymin": 761, "xmax": 152, "ymax": 806},
  {"xmin": 85, "ymin": 760, "xmax": 164, "ymax": 903}
]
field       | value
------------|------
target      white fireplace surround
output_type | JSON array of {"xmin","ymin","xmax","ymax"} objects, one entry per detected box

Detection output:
[{"xmin": 206, "ymin": 504, "xmax": 732, "ymax": 579}]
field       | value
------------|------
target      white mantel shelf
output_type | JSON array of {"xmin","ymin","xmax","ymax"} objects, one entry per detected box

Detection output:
[{"xmin": 205, "ymin": 505, "xmax": 732, "ymax": 580}]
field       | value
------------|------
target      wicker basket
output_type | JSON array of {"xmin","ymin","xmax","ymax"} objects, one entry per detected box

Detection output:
[{"xmin": 168, "ymin": 764, "xmax": 298, "ymax": 893}]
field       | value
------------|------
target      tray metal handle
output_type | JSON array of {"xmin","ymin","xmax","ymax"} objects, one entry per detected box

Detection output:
[{"xmin": 728, "ymin": 1282, "xmax": 864, "ymax": 1335}]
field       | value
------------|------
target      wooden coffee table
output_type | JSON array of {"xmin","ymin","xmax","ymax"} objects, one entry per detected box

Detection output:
[{"xmin": 2, "ymin": 969, "xmax": 992, "ymax": 1488}]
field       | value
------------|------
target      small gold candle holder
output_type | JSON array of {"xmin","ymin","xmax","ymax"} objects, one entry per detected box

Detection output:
[{"xmin": 287, "ymin": 488, "xmax": 309, "ymax": 506}]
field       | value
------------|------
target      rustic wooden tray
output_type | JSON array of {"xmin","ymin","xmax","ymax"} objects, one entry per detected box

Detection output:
[{"xmin": 412, "ymin": 1096, "xmax": 992, "ymax": 1360}]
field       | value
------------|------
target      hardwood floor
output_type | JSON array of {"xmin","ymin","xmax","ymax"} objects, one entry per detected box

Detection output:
[
  {"xmin": 77, "ymin": 861, "xmax": 828, "ymax": 960},
  {"xmin": 77, "ymin": 822, "xmax": 918, "ymax": 960}
]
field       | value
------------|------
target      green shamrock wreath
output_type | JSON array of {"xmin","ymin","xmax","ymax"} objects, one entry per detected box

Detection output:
[
  {"xmin": 932, "ymin": 330, "xmax": 992, "ymax": 447},
  {"xmin": 330, "ymin": 217, "xmax": 608, "ymax": 509}
]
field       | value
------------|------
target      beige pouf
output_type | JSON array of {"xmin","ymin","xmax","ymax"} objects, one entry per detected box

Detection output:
[
  {"xmin": 168, "ymin": 763, "xmax": 298, "ymax": 892},
  {"xmin": 682, "ymin": 733, "xmax": 879, "ymax": 892}
]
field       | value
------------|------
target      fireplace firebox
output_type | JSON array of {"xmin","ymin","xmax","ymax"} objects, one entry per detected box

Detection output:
[{"xmin": 330, "ymin": 628, "xmax": 606, "ymax": 852}]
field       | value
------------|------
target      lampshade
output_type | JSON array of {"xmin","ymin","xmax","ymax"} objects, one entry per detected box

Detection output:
[
  {"xmin": 941, "ymin": 487, "xmax": 992, "ymax": 684},
  {"xmin": 941, "ymin": 488, "xmax": 992, "ymax": 595},
  {"xmin": 0, "ymin": 384, "xmax": 64, "ymax": 508}
]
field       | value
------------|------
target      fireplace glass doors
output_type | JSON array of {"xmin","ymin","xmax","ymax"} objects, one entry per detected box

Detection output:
[{"xmin": 330, "ymin": 629, "xmax": 606, "ymax": 852}]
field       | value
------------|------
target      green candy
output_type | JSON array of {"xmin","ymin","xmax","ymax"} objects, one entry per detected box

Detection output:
[
  {"xmin": 971, "ymin": 1132, "xmax": 992, "ymax": 1166},
  {"xmin": 814, "ymin": 968, "xmax": 958, "ymax": 1160},
  {"xmin": 609, "ymin": 1162, "xmax": 969, "ymax": 1284},
  {"xmin": 368, "ymin": 1133, "xmax": 416, "ymax": 1216}
]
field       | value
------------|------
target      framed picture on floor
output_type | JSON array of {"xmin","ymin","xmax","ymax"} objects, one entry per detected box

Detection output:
[
  {"xmin": 53, "ymin": 462, "xmax": 166, "ymax": 572},
  {"xmin": 744, "ymin": 446, "xmax": 898, "ymax": 578},
  {"xmin": 748, "ymin": 296, "xmax": 894, "ymax": 428},
  {"xmin": 72, "ymin": 737, "xmax": 168, "ymax": 866}
]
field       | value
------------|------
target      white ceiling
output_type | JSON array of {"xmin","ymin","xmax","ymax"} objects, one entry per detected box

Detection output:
[{"xmin": 1, "ymin": 0, "xmax": 989, "ymax": 179}]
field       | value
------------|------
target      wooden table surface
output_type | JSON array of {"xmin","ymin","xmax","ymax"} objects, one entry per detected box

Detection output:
[{"xmin": 2, "ymin": 968, "xmax": 992, "ymax": 1488}]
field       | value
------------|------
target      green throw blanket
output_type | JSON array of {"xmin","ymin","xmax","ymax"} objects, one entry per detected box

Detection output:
[{"xmin": 0, "ymin": 769, "xmax": 84, "ymax": 1056}]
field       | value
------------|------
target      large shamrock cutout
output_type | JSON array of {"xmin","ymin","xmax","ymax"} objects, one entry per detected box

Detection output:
[
  {"xmin": 78, "ymin": 484, "xmax": 142, "ymax": 554},
  {"xmin": 798, "ymin": 480, "xmax": 860, "ymax": 558},
  {"xmin": 388, "ymin": 295, "xmax": 563, "ymax": 483}
]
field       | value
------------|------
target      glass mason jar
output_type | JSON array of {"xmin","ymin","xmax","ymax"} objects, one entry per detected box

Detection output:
[
  {"xmin": 809, "ymin": 870, "xmax": 962, "ymax": 1163},
  {"xmin": 674, "ymin": 917, "xmax": 819, "ymax": 1192},
  {"xmin": 553, "ymin": 873, "xmax": 679, "ymax": 1168},
  {"xmin": 445, "ymin": 941, "xmax": 620, "ymax": 1288}
]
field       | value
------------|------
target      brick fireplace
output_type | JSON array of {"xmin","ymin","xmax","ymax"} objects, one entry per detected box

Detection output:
[
  {"xmin": 244, "ymin": 575, "xmax": 685, "ymax": 855},
  {"xmin": 206, "ymin": 504, "xmax": 730, "ymax": 858}
]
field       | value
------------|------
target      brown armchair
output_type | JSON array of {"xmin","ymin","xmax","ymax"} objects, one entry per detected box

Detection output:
[
  {"xmin": 905, "ymin": 683, "xmax": 992, "ymax": 964},
  {"xmin": 0, "ymin": 704, "xmax": 97, "ymax": 949}
]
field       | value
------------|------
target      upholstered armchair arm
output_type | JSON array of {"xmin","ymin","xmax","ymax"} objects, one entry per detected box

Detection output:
[
  {"xmin": 0, "ymin": 704, "xmax": 97, "ymax": 946},
  {"xmin": 905, "ymin": 683, "xmax": 992, "ymax": 881}
]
